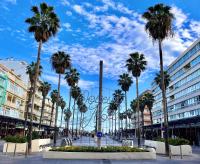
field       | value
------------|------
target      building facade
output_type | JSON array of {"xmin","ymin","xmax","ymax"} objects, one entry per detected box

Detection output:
[
  {"xmin": 0, "ymin": 59, "xmax": 56, "ymax": 137},
  {"xmin": 151, "ymin": 39, "xmax": 200, "ymax": 144}
]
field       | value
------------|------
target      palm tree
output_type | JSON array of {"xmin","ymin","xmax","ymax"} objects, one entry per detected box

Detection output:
[
  {"xmin": 38, "ymin": 81, "xmax": 51, "ymax": 130},
  {"xmin": 51, "ymin": 51, "xmax": 71, "ymax": 145},
  {"xmin": 154, "ymin": 71, "xmax": 170, "ymax": 90},
  {"xmin": 130, "ymin": 99, "xmax": 137, "ymax": 136},
  {"xmin": 71, "ymin": 86, "xmax": 81, "ymax": 138},
  {"xmin": 24, "ymin": 62, "xmax": 42, "ymax": 134},
  {"xmin": 109, "ymin": 100, "xmax": 117, "ymax": 136},
  {"xmin": 126, "ymin": 109, "xmax": 132, "ymax": 129},
  {"xmin": 139, "ymin": 97, "xmax": 146, "ymax": 138},
  {"xmin": 25, "ymin": 3, "xmax": 60, "ymax": 153},
  {"xmin": 107, "ymin": 108, "xmax": 113, "ymax": 135},
  {"xmin": 126, "ymin": 52, "xmax": 147, "ymax": 147},
  {"xmin": 143, "ymin": 92, "xmax": 155, "ymax": 139},
  {"xmin": 118, "ymin": 73, "xmax": 133, "ymax": 135},
  {"xmin": 78, "ymin": 103, "xmax": 87, "ymax": 137},
  {"xmin": 119, "ymin": 113, "xmax": 124, "ymax": 130},
  {"xmin": 50, "ymin": 90, "xmax": 58, "ymax": 127},
  {"xmin": 65, "ymin": 68, "xmax": 80, "ymax": 136},
  {"xmin": 64, "ymin": 109, "xmax": 72, "ymax": 137},
  {"xmin": 142, "ymin": 3, "xmax": 174, "ymax": 155},
  {"xmin": 113, "ymin": 89, "xmax": 124, "ymax": 138},
  {"xmin": 59, "ymin": 98, "xmax": 66, "ymax": 127}
]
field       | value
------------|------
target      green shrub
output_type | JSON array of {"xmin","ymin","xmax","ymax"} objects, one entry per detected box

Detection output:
[
  {"xmin": 4, "ymin": 135, "xmax": 27, "ymax": 143},
  {"xmin": 27, "ymin": 131, "xmax": 40, "ymax": 141},
  {"xmin": 156, "ymin": 138, "xmax": 190, "ymax": 146},
  {"xmin": 50, "ymin": 146, "xmax": 147, "ymax": 152}
]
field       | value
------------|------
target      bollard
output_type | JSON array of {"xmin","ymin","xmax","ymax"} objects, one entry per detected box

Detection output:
[
  {"xmin": 180, "ymin": 145, "xmax": 183, "ymax": 159},
  {"xmin": 13, "ymin": 143, "xmax": 16, "ymax": 157}
]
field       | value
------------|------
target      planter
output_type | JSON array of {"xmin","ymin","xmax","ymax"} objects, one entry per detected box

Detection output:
[
  {"xmin": 144, "ymin": 140, "xmax": 192, "ymax": 155},
  {"xmin": 170, "ymin": 145, "xmax": 192, "ymax": 156},
  {"xmin": 3, "ymin": 142, "xmax": 27, "ymax": 153},
  {"xmin": 32, "ymin": 138, "xmax": 51, "ymax": 152},
  {"xmin": 43, "ymin": 148, "xmax": 156, "ymax": 160},
  {"xmin": 3, "ymin": 138, "xmax": 51, "ymax": 153}
]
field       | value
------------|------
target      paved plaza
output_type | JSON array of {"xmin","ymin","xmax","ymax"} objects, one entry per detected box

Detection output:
[{"xmin": 0, "ymin": 136, "xmax": 200, "ymax": 164}]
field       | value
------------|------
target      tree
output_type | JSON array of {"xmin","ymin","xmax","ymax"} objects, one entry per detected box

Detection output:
[
  {"xmin": 130, "ymin": 99, "xmax": 137, "ymax": 136},
  {"xmin": 51, "ymin": 51, "xmax": 71, "ymax": 145},
  {"xmin": 109, "ymin": 100, "xmax": 118, "ymax": 136},
  {"xmin": 143, "ymin": 92, "xmax": 155, "ymax": 139},
  {"xmin": 38, "ymin": 81, "xmax": 51, "ymax": 130},
  {"xmin": 50, "ymin": 90, "xmax": 58, "ymax": 127},
  {"xmin": 113, "ymin": 89, "xmax": 124, "ymax": 137},
  {"xmin": 126, "ymin": 52, "xmax": 147, "ymax": 147},
  {"xmin": 24, "ymin": 62, "xmax": 42, "ymax": 134},
  {"xmin": 65, "ymin": 68, "xmax": 80, "ymax": 137},
  {"xmin": 143, "ymin": 3, "xmax": 174, "ymax": 155},
  {"xmin": 138, "ymin": 97, "xmax": 146, "ymax": 138},
  {"xmin": 126, "ymin": 109, "xmax": 133, "ymax": 129},
  {"xmin": 59, "ymin": 97, "xmax": 66, "ymax": 127},
  {"xmin": 118, "ymin": 73, "xmax": 133, "ymax": 135},
  {"xmin": 25, "ymin": 2, "xmax": 60, "ymax": 153},
  {"xmin": 78, "ymin": 103, "xmax": 87, "ymax": 137},
  {"xmin": 64, "ymin": 109, "xmax": 72, "ymax": 137},
  {"xmin": 71, "ymin": 86, "xmax": 81, "ymax": 138},
  {"xmin": 154, "ymin": 71, "xmax": 170, "ymax": 90}
]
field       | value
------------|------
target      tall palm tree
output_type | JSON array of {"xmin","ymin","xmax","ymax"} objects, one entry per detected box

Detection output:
[
  {"xmin": 154, "ymin": 71, "xmax": 170, "ymax": 90},
  {"xmin": 118, "ymin": 73, "xmax": 133, "ymax": 135},
  {"xmin": 109, "ymin": 100, "xmax": 117, "ymax": 136},
  {"xmin": 107, "ymin": 108, "xmax": 113, "ymax": 135},
  {"xmin": 71, "ymin": 86, "xmax": 81, "ymax": 138},
  {"xmin": 59, "ymin": 98, "xmax": 66, "ymax": 127},
  {"xmin": 50, "ymin": 90, "xmax": 58, "ymax": 127},
  {"xmin": 51, "ymin": 51, "xmax": 71, "ymax": 145},
  {"xmin": 38, "ymin": 81, "xmax": 51, "ymax": 130},
  {"xmin": 113, "ymin": 89, "xmax": 124, "ymax": 137},
  {"xmin": 25, "ymin": 3, "xmax": 60, "ymax": 153},
  {"xmin": 142, "ymin": 3, "xmax": 174, "ymax": 155},
  {"xmin": 138, "ymin": 97, "xmax": 146, "ymax": 138},
  {"xmin": 65, "ymin": 68, "xmax": 80, "ymax": 136},
  {"xmin": 126, "ymin": 109, "xmax": 132, "ymax": 129},
  {"xmin": 78, "ymin": 103, "xmax": 87, "ymax": 137},
  {"xmin": 143, "ymin": 92, "xmax": 155, "ymax": 139},
  {"xmin": 24, "ymin": 62, "xmax": 42, "ymax": 133},
  {"xmin": 64, "ymin": 109, "xmax": 72, "ymax": 137},
  {"xmin": 126, "ymin": 52, "xmax": 147, "ymax": 147},
  {"xmin": 130, "ymin": 99, "xmax": 137, "ymax": 136}
]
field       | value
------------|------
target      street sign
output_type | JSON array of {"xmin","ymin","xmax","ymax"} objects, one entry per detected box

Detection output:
[{"xmin": 97, "ymin": 131, "xmax": 103, "ymax": 138}]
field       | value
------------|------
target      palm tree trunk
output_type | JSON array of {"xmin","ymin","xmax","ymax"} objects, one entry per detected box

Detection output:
[
  {"xmin": 67, "ymin": 119, "xmax": 69, "ymax": 137},
  {"xmin": 28, "ymin": 40, "xmax": 42, "ymax": 154},
  {"xmin": 136, "ymin": 76, "xmax": 140, "ymax": 147},
  {"xmin": 24, "ymin": 89, "xmax": 32, "ymax": 136},
  {"xmin": 39, "ymin": 96, "xmax": 46, "ymax": 130},
  {"xmin": 50, "ymin": 103, "xmax": 55, "ymax": 127},
  {"xmin": 159, "ymin": 39, "xmax": 169, "ymax": 155},
  {"xmin": 71, "ymin": 99, "xmax": 75, "ymax": 139},
  {"xmin": 115, "ymin": 111, "xmax": 117, "ymax": 137},
  {"xmin": 75, "ymin": 108, "xmax": 79, "ymax": 137},
  {"xmin": 60, "ymin": 108, "xmax": 64, "ymax": 127},
  {"xmin": 149, "ymin": 108, "xmax": 153, "ymax": 139},
  {"xmin": 141, "ymin": 111, "xmax": 144, "ymax": 138},
  {"xmin": 125, "ymin": 91, "xmax": 128, "ymax": 138},
  {"xmin": 79, "ymin": 112, "xmax": 82, "ymax": 136},
  {"xmin": 53, "ymin": 73, "xmax": 61, "ymax": 146},
  {"xmin": 68, "ymin": 89, "xmax": 71, "ymax": 130},
  {"xmin": 118, "ymin": 107, "xmax": 120, "ymax": 139}
]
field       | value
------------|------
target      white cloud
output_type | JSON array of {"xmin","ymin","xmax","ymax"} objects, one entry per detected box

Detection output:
[
  {"xmin": 66, "ymin": 11, "xmax": 72, "ymax": 16},
  {"xmin": 42, "ymin": 1, "xmax": 199, "ymax": 80},
  {"xmin": 42, "ymin": 74, "xmax": 96, "ymax": 90},
  {"xmin": 60, "ymin": 0, "xmax": 70, "ymax": 6},
  {"xmin": 171, "ymin": 6, "xmax": 187, "ymax": 28},
  {"xmin": 63, "ymin": 22, "xmax": 72, "ymax": 31}
]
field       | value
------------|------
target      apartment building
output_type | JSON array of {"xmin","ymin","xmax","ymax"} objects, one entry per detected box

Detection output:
[
  {"xmin": 151, "ymin": 39, "xmax": 200, "ymax": 145},
  {"xmin": 0, "ymin": 59, "xmax": 55, "ymax": 136}
]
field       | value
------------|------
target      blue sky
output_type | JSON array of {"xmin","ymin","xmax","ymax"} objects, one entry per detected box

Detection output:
[{"xmin": 0, "ymin": 0, "xmax": 200, "ymax": 130}]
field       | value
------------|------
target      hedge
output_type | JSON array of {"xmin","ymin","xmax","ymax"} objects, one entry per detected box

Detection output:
[
  {"xmin": 156, "ymin": 138, "xmax": 190, "ymax": 146},
  {"xmin": 50, "ymin": 146, "xmax": 147, "ymax": 152},
  {"xmin": 4, "ymin": 135, "xmax": 27, "ymax": 143}
]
